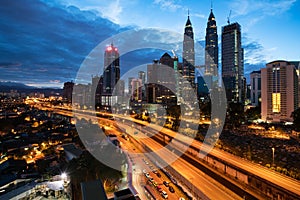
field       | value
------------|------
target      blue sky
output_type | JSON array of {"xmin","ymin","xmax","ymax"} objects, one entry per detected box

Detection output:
[{"xmin": 0, "ymin": 0, "xmax": 299, "ymax": 88}]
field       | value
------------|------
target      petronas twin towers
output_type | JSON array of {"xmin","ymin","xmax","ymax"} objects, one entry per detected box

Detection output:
[
  {"xmin": 182, "ymin": 8, "xmax": 218, "ymax": 91},
  {"xmin": 183, "ymin": 8, "xmax": 244, "ymax": 104}
]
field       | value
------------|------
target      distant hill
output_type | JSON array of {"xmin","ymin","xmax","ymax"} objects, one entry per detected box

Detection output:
[{"xmin": 0, "ymin": 81, "xmax": 62, "ymax": 96}]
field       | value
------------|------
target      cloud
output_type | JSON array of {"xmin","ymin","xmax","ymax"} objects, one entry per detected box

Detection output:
[
  {"xmin": 153, "ymin": 0, "xmax": 182, "ymax": 12},
  {"xmin": 192, "ymin": 13, "xmax": 206, "ymax": 19},
  {"xmin": 0, "ymin": 0, "xmax": 126, "ymax": 87},
  {"xmin": 230, "ymin": 0, "xmax": 296, "ymax": 18},
  {"xmin": 0, "ymin": 0, "xmax": 189, "ymax": 88},
  {"xmin": 98, "ymin": 0, "xmax": 123, "ymax": 24}
]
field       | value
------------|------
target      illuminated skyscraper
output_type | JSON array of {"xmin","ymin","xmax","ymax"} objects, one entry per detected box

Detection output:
[
  {"xmin": 261, "ymin": 60, "xmax": 298, "ymax": 122},
  {"xmin": 221, "ymin": 22, "xmax": 245, "ymax": 103},
  {"xmin": 103, "ymin": 43, "xmax": 120, "ymax": 95},
  {"xmin": 205, "ymin": 8, "xmax": 218, "ymax": 76},
  {"xmin": 102, "ymin": 43, "xmax": 120, "ymax": 107},
  {"xmin": 182, "ymin": 12, "xmax": 195, "ymax": 88}
]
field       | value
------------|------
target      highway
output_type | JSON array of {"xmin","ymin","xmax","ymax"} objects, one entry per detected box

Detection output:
[
  {"xmin": 32, "ymin": 104, "xmax": 300, "ymax": 198},
  {"xmin": 138, "ymin": 134, "xmax": 242, "ymax": 200}
]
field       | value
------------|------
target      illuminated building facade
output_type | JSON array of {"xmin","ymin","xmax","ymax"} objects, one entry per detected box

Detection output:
[
  {"xmin": 102, "ymin": 43, "xmax": 120, "ymax": 107},
  {"xmin": 261, "ymin": 60, "xmax": 298, "ymax": 122}
]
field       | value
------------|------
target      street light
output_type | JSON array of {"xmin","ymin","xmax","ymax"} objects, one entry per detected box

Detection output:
[
  {"xmin": 61, "ymin": 172, "xmax": 67, "ymax": 180},
  {"xmin": 272, "ymin": 147, "xmax": 275, "ymax": 166}
]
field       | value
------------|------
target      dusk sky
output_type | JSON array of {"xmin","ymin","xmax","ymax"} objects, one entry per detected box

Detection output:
[{"xmin": 0, "ymin": 0, "xmax": 299, "ymax": 88}]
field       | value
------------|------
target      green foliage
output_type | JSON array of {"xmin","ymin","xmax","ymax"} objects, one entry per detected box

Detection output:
[{"xmin": 291, "ymin": 108, "xmax": 300, "ymax": 131}]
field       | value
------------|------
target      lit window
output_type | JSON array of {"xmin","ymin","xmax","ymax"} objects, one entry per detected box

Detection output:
[{"xmin": 272, "ymin": 93, "xmax": 280, "ymax": 113}]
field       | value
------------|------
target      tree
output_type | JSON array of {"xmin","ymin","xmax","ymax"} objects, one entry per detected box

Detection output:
[
  {"xmin": 291, "ymin": 108, "xmax": 300, "ymax": 131},
  {"xmin": 226, "ymin": 102, "xmax": 245, "ymax": 129}
]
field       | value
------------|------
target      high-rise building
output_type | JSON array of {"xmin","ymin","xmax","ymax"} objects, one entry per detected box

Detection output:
[
  {"xmin": 146, "ymin": 55, "xmax": 177, "ymax": 106},
  {"xmin": 138, "ymin": 71, "xmax": 146, "ymax": 86},
  {"xmin": 250, "ymin": 70, "xmax": 261, "ymax": 106},
  {"xmin": 102, "ymin": 43, "xmax": 120, "ymax": 108},
  {"xmin": 128, "ymin": 77, "xmax": 134, "ymax": 98},
  {"xmin": 221, "ymin": 22, "xmax": 245, "ymax": 104},
  {"xmin": 131, "ymin": 78, "xmax": 142, "ymax": 102},
  {"xmin": 205, "ymin": 8, "xmax": 218, "ymax": 77},
  {"xmin": 261, "ymin": 60, "xmax": 298, "ymax": 122},
  {"xmin": 182, "ymin": 13, "xmax": 195, "ymax": 88},
  {"xmin": 63, "ymin": 81, "xmax": 74, "ymax": 102},
  {"xmin": 290, "ymin": 61, "xmax": 300, "ymax": 107},
  {"xmin": 103, "ymin": 43, "xmax": 120, "ymax": 95}
]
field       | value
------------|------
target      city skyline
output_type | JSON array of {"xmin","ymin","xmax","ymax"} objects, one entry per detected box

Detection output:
[{"xmin": 0, "ymin": 0, "xmax": 299, "ymax": 88}]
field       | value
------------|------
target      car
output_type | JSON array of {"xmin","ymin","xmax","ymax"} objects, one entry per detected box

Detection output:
[
  {"xmin": 152, "ymin": 181, "xmax": 157, "ymax": 187},
  {"xmin": 142, "ymin": 169, "xmax": 147, "ymax": 174},
  {"xmin": 163, "ymin": 181, "xmax": 170, "ymax": 187},
  {"xmin": 169, "ymin": 186, "xmax": 175, "ymax": 193},
  {"xmin": 149, "ymin": 177, "xmax": 154, "ymax": 182},
  {"xmin": 179, "ymin": 198, "xmax": 185, "ymax": 200},
  {"xmin": 156, "ymin": 185, "xmax": 163, "ymax": 192},
  {"xmin": 152, "ymin": 170, "xmax": 158, "ymax": 174},
  {"xmin": 121, "ymin": 134, "xmax": 129, "ymax": 140},
  {"xmin": 149, "ymin": 165, "xmax": 155, "ymax": 170},
  {"xmin": 156, "ymin": 172, "xmax": 161, "ymax": 178},
  {"xmin": 161, "ymin": 191, "xmax": 168, "ymax": 199},
  {"xmin": 145, "ymin": 161, "xmax": 149, "ymax": 165},
  {"xmin": 145, "ymin": 173, "xmax": 150, "ymax": 178}
]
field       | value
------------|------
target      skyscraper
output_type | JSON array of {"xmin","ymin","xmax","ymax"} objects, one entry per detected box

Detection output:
[
  {"xmin": 63, "ymin": 81, "xmax": 74, "ymax": 102},
  {"xmin": 261, "ymin": 60, "xmax": 298, "ymax": 122},
  {"xmin": 103, "ymin": 43, "xmax": 120, "ymax": 95},
  {"xmin": 182, "ymin": 12, "xmax": 195, "ymax": 88},
  {"xmin": 250, "ymin": 70, "xmax": 261, "ymax": 106},
  {"xmin": 205, "ymin": 8, "xmax": 218, "ymax": 77},
  {"xmin": 102, "ymin": 43, "xmax": 120, "ymax": 107},
  {"xmin": 221, "ymin": 22, "xmax": 245, "ymax": 104}
]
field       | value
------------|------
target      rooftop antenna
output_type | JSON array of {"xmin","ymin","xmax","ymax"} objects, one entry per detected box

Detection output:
[
  {"xmin": 211, "ymin": 0, "xmax": 213, "ymax": 10},
  {"xmin": 227, "ymin": 10, "xmax": 232, "ymax": 24},
  {"xmin": 188, "ymin": 9, "xmax": 189, "ymax": 17}
]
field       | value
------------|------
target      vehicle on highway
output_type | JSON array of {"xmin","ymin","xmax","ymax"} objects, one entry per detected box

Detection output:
[
  {"xmin": 179, "ymin": 198, "xmax": 185, "ymax": 200},
  {"xmin": 121, "ymin": 134, "xmax": 129, "ymax": 140},
  {"xmin": 161, "ymin": 191, "xmax": 168, "ymax": 199},
  {"xmin": 142, "ymin": 169, "xmax": 147, "ymax": 174},
  {"xmin": 163, "ymin": 181, "xmax": 170, "ymax": 187},
  {"xmin": 169, "ymin": 186, "xmax": 175, "ymax": 193},
  {"xmin": 145, "ymin": 173, "xmax": 150, "ymax": 178},
  {"xmin": 149, "ymin": 177, "xmax": 154, "ymax": 182},
  {"xmin": 152, "ymin": 181, "xmax": 157, "ymax": 187},
  {"xmin": 156, "ymin": 172, "xmax": 161, "ymax": 178},
  {"xmin": 157, "ymin": 185, "xmax": 163, "ymax": 192}
]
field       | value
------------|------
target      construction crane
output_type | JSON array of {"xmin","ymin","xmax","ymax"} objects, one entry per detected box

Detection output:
[
  {"xmin": 171, "ymin": 49, "xmax": 176, "ymax": 58},
  {"xmin": 227, "ymin": 10, "xmax": 232, "ymax": 25}
]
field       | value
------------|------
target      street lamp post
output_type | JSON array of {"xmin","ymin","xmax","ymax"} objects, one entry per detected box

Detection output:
[{"xmin": 272, "ymin": 147, "xmax": 275, "ymax": 166}]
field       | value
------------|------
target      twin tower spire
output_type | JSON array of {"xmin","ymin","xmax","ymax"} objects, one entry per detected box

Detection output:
[{"xmin": 183, "ymin": 6, "xmax": 218, "ymax": 86}]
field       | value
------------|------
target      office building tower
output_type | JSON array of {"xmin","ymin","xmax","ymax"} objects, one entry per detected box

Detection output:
[
  {"xmin": 63, "ymin": 81, "xmax": 74, "ymax": 102},
  {"xmin": 103, "ymin": 43, "xmax": 120, "ymax": 95},
  {"xmin": 261, "ymin": 60, "xmax": 298, "ymax": 122},
  {"xmin": 182, "ymin": 13, "xmax": 195, "ymax": 88},
  {"xmin": 128, "ymin": 77, "xmax": 134, "ymax": 97},
  {"xmin": 250, "ymin": 70, "xmax": 261, "ymax": 106},
  {"xmin": 146, "ymin": 55, "xmax": 177, "ymax": 106},
  {"xmin": 290, "ymin": 61, "xmax": 300, "ymax": 107},
  {"xmin": 205, "ymin": 8, "xmax": 218, "ymax": 77},
  {"xmin": 221, "ymin": 22, "xmax": 245, "ymax": 104},
  {"xmin": 131, "ymin": 78, "xmax": 142, "ymax": 102},
  {"xmin": 102, "ymin": 43, "xmax": 120, "ymax": 108},
  {"xmin": 138, "ymin": 71, "xmax": 146, "ymax": 86}
]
